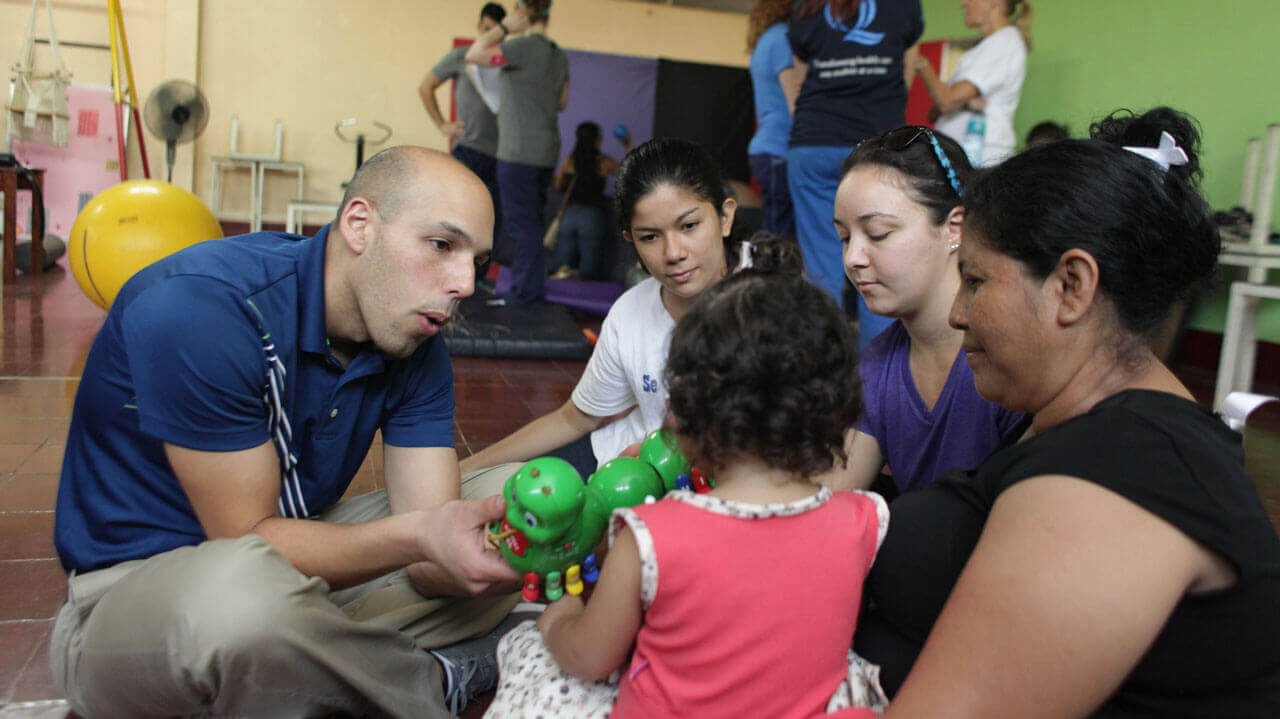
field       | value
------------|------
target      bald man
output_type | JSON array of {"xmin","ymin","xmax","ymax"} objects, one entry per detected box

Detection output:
[{"xmin": 52, "ymin": 147, "xmax": 528, "ymax": 718}]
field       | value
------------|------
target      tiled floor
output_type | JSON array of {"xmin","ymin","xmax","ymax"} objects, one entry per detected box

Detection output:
[{"xmin": 1, "ymin": 262, "xmax": 1277, "ymax": 717}]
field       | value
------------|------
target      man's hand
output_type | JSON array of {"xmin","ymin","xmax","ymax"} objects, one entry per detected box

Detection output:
[
  {"xmin": 415, "ymin": 495, "xmax": 521, "ymax": 596},
  {"xmin": 438, "ymin": 120, "xmax": 465, "ymax": 139}
]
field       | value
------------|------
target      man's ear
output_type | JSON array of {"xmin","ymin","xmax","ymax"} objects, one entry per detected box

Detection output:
[
  {"xmin": 1050, "ymin": 248, "xmax": 1101, "ymax": 326},
  {"xmin": 719, "ymin": 197, "xmax": 738, "ymax": 238},
  {"xmin": 338, "ymin": 198, "xmax": 374, "ymax": 254}
]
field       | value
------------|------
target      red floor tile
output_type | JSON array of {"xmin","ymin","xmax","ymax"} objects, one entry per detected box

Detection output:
[
  {"xmin": 8, "ymin": 621, "xmax": 57, "ymax": 703},
  {"xmin": 522, "ymin": 398, "xmax": 565, "ymax": 416},
  {"xmin": 454, "ymin": 381, "xmax": 521, "ymax": 403},
  {"xmin": 0, "ymin": 560, "xmax": 66, "ymax": 621},
  {"xmin": 454, "ymin": 399, "xmax": 535, "ymax": 421},
  {"xmin": 16, "ymin": 447, "xmax": 62, "ymax": 476},
  {"xmin": 0, "ymin": 419, "xmax": 69, "ymax": 446},
  {"xmin": 514, "ymin": 380, "xmax": 579, "ymax": 402},
  {"xmin": 456, "ymin": 419, "xmax": 531, "ymax": 447},
  {"xmin": 0, "ymin": 476, "xmax": 59, "ymax": 513},
  {"xmin": 7, "ymin": 398, "xmax": 74, "ymax": 420},
  {"xmin": 0, "ymin": 446, "xmax": 40, "ymax": 474},
  {"xmin": 0, "ymin": 514, "xmax": 56, "ymax": 561},
  {"xmin": 0, "ymin": 620, "xmax": 49, "ymax": 703},
  {"xmin": 0, "ymin": 381, "xmax": 78, "ymax": 398}
]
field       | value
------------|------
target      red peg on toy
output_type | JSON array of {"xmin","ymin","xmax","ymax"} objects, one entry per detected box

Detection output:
[
  {"xmin": 691, "ymin": 468, "xmax": 712, "ymax": 494},
  {"xmin": 522, "ymin": 571, "xmax": 541, "ymax": 601}
]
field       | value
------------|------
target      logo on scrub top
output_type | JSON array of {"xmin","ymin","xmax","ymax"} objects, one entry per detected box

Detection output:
[{"xmin": 825, "ymin": 0, "xmax": 885, "ymax": 46}]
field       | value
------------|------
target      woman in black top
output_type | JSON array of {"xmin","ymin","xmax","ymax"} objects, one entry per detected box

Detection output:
[
  {"xmin": 550, "ymin": 121, "xmax": 629, "ymax": 280},
  {"xmin": 857, "ymin": 107, "xmax": 1280, "ymax": 717}
]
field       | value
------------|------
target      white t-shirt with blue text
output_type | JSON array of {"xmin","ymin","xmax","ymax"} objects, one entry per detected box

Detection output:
[{"xmin": 571, "ymin": 277, "xmax": 674, "ymax": 464}]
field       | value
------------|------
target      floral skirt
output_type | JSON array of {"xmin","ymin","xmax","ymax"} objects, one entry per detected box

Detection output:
[{"xmin": 483, "ymin": 620, "xmax": 888, "ymax": 718}]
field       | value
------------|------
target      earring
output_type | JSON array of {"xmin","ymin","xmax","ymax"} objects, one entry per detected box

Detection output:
[{"xmin": 949, "ymin": 242, "xmax": 960, "ymax": 250}]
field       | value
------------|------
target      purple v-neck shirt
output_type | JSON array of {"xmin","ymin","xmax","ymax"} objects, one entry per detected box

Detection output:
[{"xmin": 856, "ymin": 322, "xmax": 1024, "ymax": 493}]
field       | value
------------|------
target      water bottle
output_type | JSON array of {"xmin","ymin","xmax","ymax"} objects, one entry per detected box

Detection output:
[{"xmin": 961, "ymin": 114, "xmax": 986, "ymax": 166}]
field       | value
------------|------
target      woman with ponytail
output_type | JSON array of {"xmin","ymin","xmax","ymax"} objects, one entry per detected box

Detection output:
[{"xmin": 461, "ymin": 138, "xmax": 802, "ymax": 480}]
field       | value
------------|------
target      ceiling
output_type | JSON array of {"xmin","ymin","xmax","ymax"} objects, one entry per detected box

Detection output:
[{"xmin": 619, "ymin": 0, "xmax": 753, "ymax": 14}]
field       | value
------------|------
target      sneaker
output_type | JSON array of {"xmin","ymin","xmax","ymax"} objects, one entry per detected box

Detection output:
[
  {"xmin": 432, "ymin": 606, "xmax": 544, "ymax": 714},
  {"xmin": 550, "ymin": 265, "xmax": 579, "ymax": 280}
]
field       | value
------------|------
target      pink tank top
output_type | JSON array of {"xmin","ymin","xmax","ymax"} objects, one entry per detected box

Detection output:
[{"xmin": 610, "ymin": 488, "xmax": 887, "ymax": 719}]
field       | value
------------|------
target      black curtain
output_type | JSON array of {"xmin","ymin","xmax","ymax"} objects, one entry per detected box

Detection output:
[{"xmin": 653, "ymin": 59, "xmax": 754, "ymax": 183}]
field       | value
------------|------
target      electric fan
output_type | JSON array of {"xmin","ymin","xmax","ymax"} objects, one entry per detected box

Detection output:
[{"xmin": 143, "ymin": 80, "xmax": 210, "ymax": 182}]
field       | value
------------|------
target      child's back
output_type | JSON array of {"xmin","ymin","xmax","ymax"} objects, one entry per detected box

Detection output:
[
  {"xmin": 487, "ymin": 271, "xmax": 882, "ymax": 719},
  {"xmin": 613, "ymin": 488, "xmax": 887, "ymax": 718}
]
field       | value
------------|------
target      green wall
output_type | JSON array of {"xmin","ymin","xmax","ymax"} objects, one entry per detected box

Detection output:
[{"xmin": 920, "ymin": 0, "xmax": 1280, "ymax": 341}]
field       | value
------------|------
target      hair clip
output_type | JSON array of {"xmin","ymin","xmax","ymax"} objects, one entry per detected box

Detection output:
[
  {"xmin": 1122, "ymin": 131, "xmax": 1188, "ymax": 171},
  {"xmin": 737, "ymin": 240, "xmax": 754, "ymax": 271}
]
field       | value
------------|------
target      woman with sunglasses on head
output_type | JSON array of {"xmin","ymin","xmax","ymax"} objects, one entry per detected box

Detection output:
[
  {"xmin": 830, "ymin": 126, "xmax": 1023, "ymax": 497},
  {"xmin": 856, "ymin": 107, "xmax": 1280, "ymax": 717}
]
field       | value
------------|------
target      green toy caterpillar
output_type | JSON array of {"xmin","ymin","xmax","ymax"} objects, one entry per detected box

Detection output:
[{"xmin": 486, "ymin": 427, "xmax": 713, "ymax": 601}]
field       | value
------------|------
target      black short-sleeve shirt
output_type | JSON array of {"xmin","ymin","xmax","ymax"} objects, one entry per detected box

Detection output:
[{"xmin": 857, "ymin": 390, "xmax": 1280, "ymax": 716}]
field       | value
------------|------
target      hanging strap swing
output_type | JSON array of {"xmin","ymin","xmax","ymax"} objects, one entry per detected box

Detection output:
[{"xmin": 7, "ymin": 0, "xmax": 72, "ymax": 147}]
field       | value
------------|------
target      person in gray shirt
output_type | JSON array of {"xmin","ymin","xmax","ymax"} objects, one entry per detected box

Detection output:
[
  {"xmin": 419, "ymin": 2, "xmax": 507, "ymax": 249},
  {"xmin": 467, "ymin": 0, "xmax": 569, "ymax": 305}
]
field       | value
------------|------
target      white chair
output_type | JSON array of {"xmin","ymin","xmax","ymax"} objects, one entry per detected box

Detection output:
[
  {"xmin": 286, "ymin": 200, "xmax": 339, "ymax": 234},
  {"xmin": 1214, "ymin": 281, "xmax": 1280, "ymax": 411}
]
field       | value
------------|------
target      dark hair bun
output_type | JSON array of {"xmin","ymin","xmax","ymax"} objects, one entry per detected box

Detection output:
[
  {"xmin": 963, "ymin": 106, "xmax": 1219, "ymax": 338},
  {"xmin": 729, "ymin": 230, "xmax": 805, "ymax": 277},
  {"xmin": 1089, "ymin": 107, "xmax": 1203, "ymax": 185}
]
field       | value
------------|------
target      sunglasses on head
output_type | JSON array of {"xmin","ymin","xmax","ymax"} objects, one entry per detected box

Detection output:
[{"xmin": 881, "ymin": 126, "xmax": 964, "ymax": 198}]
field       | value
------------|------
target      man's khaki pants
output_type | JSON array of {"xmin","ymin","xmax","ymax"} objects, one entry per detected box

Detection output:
[{"xmin": 50, "ymin": 464, "xmax": 522, "ymax": 719}]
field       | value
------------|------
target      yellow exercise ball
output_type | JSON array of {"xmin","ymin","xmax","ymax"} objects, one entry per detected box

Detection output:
[{"xmin": 69, "ymin": 179, "xmax": 223, "ymax": 310}]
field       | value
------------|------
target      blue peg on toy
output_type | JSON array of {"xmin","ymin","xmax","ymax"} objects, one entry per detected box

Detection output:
[{"xmin": 582, "ymin": 553, "xmax": 600, "ymax": 583}]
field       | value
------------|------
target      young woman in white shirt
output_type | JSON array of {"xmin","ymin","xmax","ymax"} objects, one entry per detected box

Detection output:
[{"xmin": 460, "ymin": 138, "xmax": 801, "ymax": 478}]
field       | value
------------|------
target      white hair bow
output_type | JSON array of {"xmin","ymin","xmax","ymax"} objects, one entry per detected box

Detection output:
[
  {"xmin": 1122, "ymin": 131, "xmax": 1189, "ymax": 171},
  {"xmin": 737, "ymin": 240, "xmax": 754, "ymax": 271}
]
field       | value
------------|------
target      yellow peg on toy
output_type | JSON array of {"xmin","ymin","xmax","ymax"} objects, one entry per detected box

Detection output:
[{"xmin": 566, "ymin": 565, "xmax": 584, "ymax": 595}]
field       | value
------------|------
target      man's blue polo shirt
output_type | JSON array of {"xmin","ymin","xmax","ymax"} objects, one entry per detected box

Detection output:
[{"xmin": 54, "ymin": 227, "xmax": 456, "ymax": 573}]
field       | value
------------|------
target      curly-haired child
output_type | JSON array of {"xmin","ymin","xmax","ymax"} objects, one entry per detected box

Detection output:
[{"xmin": 485, "ymin": 271, "xmax": 890, "ymax": 718}]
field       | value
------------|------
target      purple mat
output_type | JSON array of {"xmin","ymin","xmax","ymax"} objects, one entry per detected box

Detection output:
[{"xmin": 494, "ymin": 265, "xmax": 625, "ymax": 316}]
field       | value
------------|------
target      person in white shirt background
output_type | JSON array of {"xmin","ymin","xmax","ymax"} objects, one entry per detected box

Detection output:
[{"xmin": 914, "ymin": 0, "xmax": 1031, "ymax": 167}]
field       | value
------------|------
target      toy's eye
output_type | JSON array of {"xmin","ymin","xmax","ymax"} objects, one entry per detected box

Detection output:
[{"xmin": 523, "ymin": 511, "xmax": 538, "ymax": 528}]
